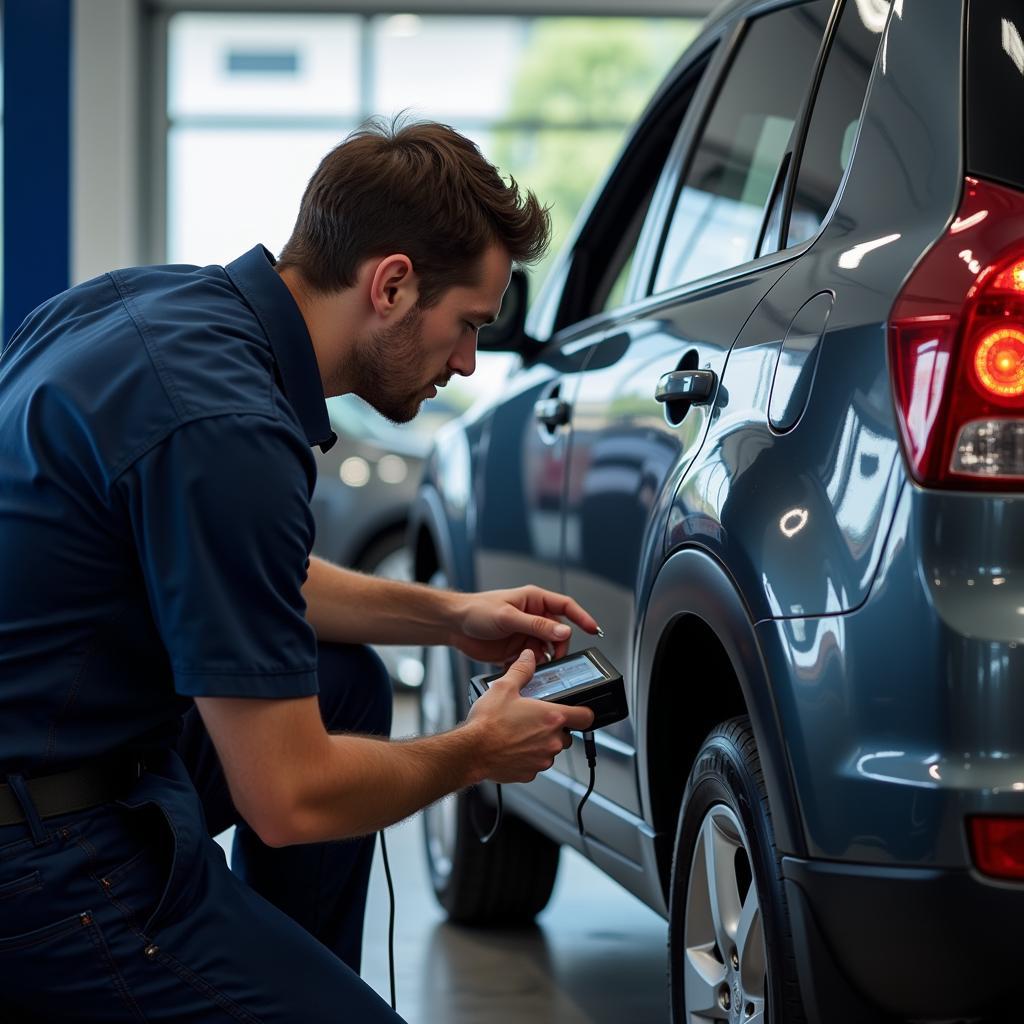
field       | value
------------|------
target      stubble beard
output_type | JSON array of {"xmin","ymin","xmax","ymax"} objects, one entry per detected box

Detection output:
[{"xmin": 349, "ymin": 306, "xmax": 436, "ymax": 424}]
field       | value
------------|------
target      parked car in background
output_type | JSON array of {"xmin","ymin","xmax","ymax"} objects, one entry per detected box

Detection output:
[
  {"xmin": 411, "ymin": 0, "xmax": 1024, "ymax": 1020},
  {"xmin": 311, "ymin": 394, "xmax": 461, "ymax": 687}
]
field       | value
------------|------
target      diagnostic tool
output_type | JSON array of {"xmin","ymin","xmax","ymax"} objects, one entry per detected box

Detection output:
[{"xmin": 469, "ymin": 647, "xmax": 627, "ymax": 729}]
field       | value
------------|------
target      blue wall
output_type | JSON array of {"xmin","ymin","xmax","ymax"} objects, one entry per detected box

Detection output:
[{"xmin": 2, "ymin": 0, "xmax": 72, "ymax": 343}]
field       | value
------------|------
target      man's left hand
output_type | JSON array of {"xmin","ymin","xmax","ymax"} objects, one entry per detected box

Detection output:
[{"xmin": 450, "ymin": 585, "xmax": 600, "ymax": 665}]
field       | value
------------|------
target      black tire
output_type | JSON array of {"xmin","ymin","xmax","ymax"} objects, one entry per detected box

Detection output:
[
  {"xmin": 669, "ymin": 717, "xmax": 805, "ymax": 1024},
  {"xmin": 418, "ymin": 605, "xmax": 559, "ymax": 926},
  {"xmin": 355, "ymin": 528, "xmax": 424, "ymax": 690},
  {"xmin": 355, "ymin": 527, "xmax": 408, "ymax": 578}
]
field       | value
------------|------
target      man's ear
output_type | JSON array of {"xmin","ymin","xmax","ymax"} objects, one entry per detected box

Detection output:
[{"xmin": 368, "ymin": 254, "xmax": 418, "ymax": 318}]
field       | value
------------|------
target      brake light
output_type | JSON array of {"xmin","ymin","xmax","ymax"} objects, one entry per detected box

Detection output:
[
  {"xmin": 889, "ymin": 177, "xmax": 1024, "ymax": 488},
  {"xmin": 969, "ymin": 816, "xmax": 1024, "ymax": 881},
  {"xmin": 973, "ymin": 327, "xmax": 1024, "ymax": 398}
]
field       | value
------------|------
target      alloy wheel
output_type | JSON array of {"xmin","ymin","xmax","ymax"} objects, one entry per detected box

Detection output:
[{"xmin": 683, "ymin": 804, "xmax": 767, "ymax": 1023}]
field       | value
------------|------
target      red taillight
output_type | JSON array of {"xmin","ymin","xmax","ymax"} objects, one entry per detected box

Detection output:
[
  {"xmin": 973, "ymin": 326, "xmax": 1024, "ymax": 399},
  {"xmin": 991, "ymin": 258, "xmax": 1024, "ymax": 293},
  {"xmin": 969, "ymin": 816, "xmax": 1024, "ymax": 880},
  {"xmin": 890, "ymin": 177, "xmax": 1024, "ymax": 488}
]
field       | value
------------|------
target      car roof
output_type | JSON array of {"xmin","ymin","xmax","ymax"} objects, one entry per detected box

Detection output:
[{"xmin": 700, "ymin": 0, "xmax": 815, "ymax": 41}]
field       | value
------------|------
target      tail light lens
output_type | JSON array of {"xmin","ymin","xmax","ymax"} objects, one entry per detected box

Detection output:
[
  {"xmin": 890, "ymin": 178, "xmax": 1024, "ymax": 488},
  {"xmin": 969, "ymin": 816, "xmax": 1024, "ymax": 881}
]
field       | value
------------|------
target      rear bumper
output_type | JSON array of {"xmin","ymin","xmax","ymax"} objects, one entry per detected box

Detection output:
[{"xmin": 785, "ymin": 855, "xmax": 1022, "ymax": 1022}]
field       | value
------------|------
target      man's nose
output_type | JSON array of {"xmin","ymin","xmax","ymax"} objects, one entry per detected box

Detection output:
[{"xmin": 450, "ymin": 330, "xmax": 477, "ymax": 378}]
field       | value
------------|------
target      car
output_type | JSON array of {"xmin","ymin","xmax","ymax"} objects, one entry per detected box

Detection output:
[
  {"xmin": 409, "ymin": 1, "xmax": 1024, "ymax": 1021},
  {"xmin": 311, "ymin": 394, "xmax": 460, "ymax": 687}
]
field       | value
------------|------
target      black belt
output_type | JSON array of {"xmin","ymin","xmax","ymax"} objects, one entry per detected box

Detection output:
[{"xmin": 0, "ymin": 757, "xmax": 144, "ymax": 828}]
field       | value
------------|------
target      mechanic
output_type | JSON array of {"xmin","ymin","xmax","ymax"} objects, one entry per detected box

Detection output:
[{"xmin": 0, "ymin": 118, "xmax": 596, "ymax": 1022}]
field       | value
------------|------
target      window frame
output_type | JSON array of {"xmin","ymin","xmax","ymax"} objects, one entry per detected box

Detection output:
[
  {"xmin": 643, "ymin": 0, "xmax": 847, "ymax": 302},
  {"xmin": 537, "ymin": 40, "xmax": 721, "ymax": 340}
]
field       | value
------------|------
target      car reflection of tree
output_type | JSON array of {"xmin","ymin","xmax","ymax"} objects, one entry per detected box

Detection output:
[{"xmin": 310, "ymin": 394, "xmax": 463, "ymax": 688}]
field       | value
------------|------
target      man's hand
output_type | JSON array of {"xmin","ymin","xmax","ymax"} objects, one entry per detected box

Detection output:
[
  {"xmin": 450, "ymin": 584, "xmax": 600, "ymax": 665},
  {"xmin": 464, "ymin": 650, "xmax": 594, "ymax": 783}
]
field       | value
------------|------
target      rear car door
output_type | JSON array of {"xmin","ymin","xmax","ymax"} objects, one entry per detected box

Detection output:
[{"xmin": 559, "ymin": 1, "xmax": 839, "ymax": 844}]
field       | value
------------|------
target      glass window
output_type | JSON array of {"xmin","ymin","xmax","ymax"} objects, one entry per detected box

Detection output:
[
  {"xmin": 653, "ymin": 2, "xmax": 831, "ymax": 293},
  {"xmin": 967, "ymin": 0, "xmax": 1024, "ymax": 191},
  {"xmin": 165, "ymin": 12, "xmax": 699, "ymax": 408},
  {"xmin": 786, "ymin": 0, "xmax": 886, "ymax": 248},
  {"xmin": 168, "ymin": 15, "xmax": 360, "ymax": 118}
]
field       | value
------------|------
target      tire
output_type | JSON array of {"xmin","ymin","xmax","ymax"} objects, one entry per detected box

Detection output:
[
  {"xmin": 355, "ymin": 528, "xmax": 424, "ymax": 690},
  {"xmin": 669, "ymin": 717, "xmax": 805, "ymax": 1024},
  {"xmin": 418, "ymin": 571, "xmax": 560, "ymax": 925}
]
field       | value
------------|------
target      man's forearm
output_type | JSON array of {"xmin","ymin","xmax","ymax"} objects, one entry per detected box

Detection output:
[
  {"xmin": 303, "ymin": 555, "xmax": 464, "ymax": 645},
  {"xmin": 287, "ymin": 727, "xmax": 485, "ymax": 842}
]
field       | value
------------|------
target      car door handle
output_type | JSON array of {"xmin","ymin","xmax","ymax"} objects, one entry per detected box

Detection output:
[
  {"xmin": 655, "ymin": 369, "xmax": 717, "ymax": 405},
  {"xmin": 534, "ymin": 397, "xmax": 572, "ymax": 428}
]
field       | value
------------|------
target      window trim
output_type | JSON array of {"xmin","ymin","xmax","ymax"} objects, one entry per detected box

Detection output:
[
  {"xmin": 545, "ymin": 41, "xmax": 720, "ymax": 336},
  {"xmin": 644, "ymin": 0, "xmax": 843, "ymax": 298}
]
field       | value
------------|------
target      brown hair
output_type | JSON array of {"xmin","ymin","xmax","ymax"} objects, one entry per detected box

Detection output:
[{"xmin": 277, "ymin": 116, "xmax": 551, "ymax": 307}]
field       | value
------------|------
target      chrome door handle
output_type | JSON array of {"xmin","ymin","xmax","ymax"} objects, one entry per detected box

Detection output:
[
  {"xmin": 655, "ymin": 369, "xmax": 717, "ymax": 405},
  {"xmin": 534, "ymin": 397, "xmax": 571, "ymax": 428}
]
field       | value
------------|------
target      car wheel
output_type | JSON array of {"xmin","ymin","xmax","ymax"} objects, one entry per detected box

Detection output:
[
  {"xmin": 418, "ymin": 570, "xmax": 560, "ymax": 925},
  {"xmin": 669, "ymin": 717, "xmax": 804, "ymax": 1024},
  {"xmin": 356, "ymin": 528, "xmax": 424, "ymax": 689}
]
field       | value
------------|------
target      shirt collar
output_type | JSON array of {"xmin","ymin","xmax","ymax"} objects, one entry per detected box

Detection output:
[{"xmin": 225, "ymin": 244, "xmax": 336, "ymax": 453}]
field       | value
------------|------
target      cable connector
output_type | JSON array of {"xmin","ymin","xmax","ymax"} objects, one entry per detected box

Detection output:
[{"xmin": 576, "ymin": 730, "xmax": 597, "ymax": 837}]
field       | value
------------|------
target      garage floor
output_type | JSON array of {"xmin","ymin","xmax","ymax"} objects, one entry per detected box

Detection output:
[
  {"xmin": 360, "ymin": 693, "xmax": 670, "ymax": 1024},
  {"xmin": 218, "ymin": 692, "xmax": 670, "ymax": 1023}
]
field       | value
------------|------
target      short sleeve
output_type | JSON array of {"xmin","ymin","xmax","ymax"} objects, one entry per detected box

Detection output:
[{"xmin": 116, "ymin": 413, "xmax": 320, "ymax": 698}]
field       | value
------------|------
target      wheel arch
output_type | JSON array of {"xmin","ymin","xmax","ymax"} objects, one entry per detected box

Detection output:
[
  {"xmin": 410, "ymin": 483, "xmax": 461, "ymax": 590},
  {"xmin": 636, "ymin": 547, "xmax": 806, "ymax": 899},
  {"xmin": 350, "ymin": 513, "xmax": 409, "ymax": 571}
]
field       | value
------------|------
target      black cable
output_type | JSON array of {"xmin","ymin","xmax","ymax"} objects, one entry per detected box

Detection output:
[
  {"xmin": 576, "ymin": 731, "xmax": 597, "ymax": 837},
  {"xmin": 378, "ymin": 830, "xmax": 397, "ymax": 1012},
  {"xmin": 471, "ymin": 783, "xmax": 503, "ymax": 843}
]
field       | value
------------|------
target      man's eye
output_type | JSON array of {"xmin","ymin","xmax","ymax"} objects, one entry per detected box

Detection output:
[{"xmin": 464, "ymin": 321, "xmax": 477, "ymax": 333}]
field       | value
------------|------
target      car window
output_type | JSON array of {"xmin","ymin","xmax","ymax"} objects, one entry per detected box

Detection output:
[
  {"xmin": 550, "ymin": 51, "xmax": 712, "ymax": 332},
  {"xmin": 652, "ymin": 2, "xmax": 832, "ymax": 294},
  {"xmin": 784, "ymin": 0, "xmax": 887, "ymax": 248},
  {"xmin": 966, "ymin": 0, "xmax": 1024, "ymax": 192}
]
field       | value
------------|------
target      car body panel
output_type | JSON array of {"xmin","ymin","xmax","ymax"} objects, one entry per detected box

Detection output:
[{"xmin": 415, "ymin": 0, "xmax": 1024, "ymax": 1016}]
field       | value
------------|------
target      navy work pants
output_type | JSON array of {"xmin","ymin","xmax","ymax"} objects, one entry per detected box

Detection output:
[{"xmin": 0, "ymin": 643, "xmax": 405, "ymax": 1023}]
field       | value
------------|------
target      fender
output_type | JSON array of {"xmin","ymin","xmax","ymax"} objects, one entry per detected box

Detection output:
[
  {"xmin": 634, "ymin": 547, "xmax": 806, "ymax": 858},
  {"xmin": 408, "ymin": 480, "xmax": 463, "ymax": 591}
]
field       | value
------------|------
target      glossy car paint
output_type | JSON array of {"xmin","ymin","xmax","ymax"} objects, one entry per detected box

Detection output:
[{"xmin": 412, "ymin": 0, "xmax": 1024, "ymax": 1017}]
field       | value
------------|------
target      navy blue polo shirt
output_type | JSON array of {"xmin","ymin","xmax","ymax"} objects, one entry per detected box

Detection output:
[{"xmin": 0, "ymin": 245, "xmax": 337, "ymax": 775}]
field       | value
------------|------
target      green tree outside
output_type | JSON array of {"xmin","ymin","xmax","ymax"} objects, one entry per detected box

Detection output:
[{"xmin": 491, "ymin": 17, "xmax": 701, "ymax": 291}]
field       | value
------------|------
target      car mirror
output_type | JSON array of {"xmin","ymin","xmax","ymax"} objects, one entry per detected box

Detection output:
[{"xmin": 477, "ymin": 268, "xmax": 533, "ymax": 353}]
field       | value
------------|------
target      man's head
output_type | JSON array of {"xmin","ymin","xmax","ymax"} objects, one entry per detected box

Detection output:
[{"xmin": 277, "ymin": 118, "xmax": 551, "ymax": 422}]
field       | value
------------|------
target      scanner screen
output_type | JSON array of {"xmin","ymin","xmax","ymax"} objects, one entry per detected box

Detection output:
[{"xmin": 522, "ymin": 655, "xmax": 603, "ymax": 700}]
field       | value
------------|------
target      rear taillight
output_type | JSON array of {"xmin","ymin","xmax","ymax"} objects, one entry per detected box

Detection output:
[
  {"xmin": 890, "ymin": 178, "xmax": 1024, "ymax": 488},
  {"xmin": 969, "ymin": 816, "xmax": 1024, "ymax": 881}
]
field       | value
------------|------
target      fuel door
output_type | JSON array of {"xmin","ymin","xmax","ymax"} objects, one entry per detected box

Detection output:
[{"xmin": 768, "ymin": 291, "xmax": 834, "ymax": 432}]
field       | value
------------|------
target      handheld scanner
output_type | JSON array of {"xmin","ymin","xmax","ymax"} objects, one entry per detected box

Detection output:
[{"xmin": 469, "ymin": 647, "xmax": 628, "ymax": 730}]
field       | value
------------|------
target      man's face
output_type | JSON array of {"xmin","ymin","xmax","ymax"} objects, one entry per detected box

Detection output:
[{"xmin": 351, "ymin": 244, "xmax": 512, "ymax": 424}]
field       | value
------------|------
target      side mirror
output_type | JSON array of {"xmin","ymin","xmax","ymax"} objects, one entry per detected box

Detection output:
[{"xmin": 477, "ymin": 267, "xmax": 532, "ymax": 352}]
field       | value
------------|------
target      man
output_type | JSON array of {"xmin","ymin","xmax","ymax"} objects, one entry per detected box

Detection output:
[{"xmin": 0, "ymin": 119, "xmax": 595, "ymax": 1021}]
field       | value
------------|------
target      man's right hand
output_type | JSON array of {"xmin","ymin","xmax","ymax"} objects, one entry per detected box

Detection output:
[{"xmin": 463, "ymin": 649, "xmax": 594, "ymax": 784}]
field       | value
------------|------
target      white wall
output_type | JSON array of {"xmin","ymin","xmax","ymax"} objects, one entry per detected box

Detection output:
[{"xmin": 72, "ymin": 0, "xmax": 144, "ymax": 281}]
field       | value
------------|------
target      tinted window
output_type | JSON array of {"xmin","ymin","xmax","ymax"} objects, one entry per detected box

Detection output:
[
  {"xmin": 653, "ymin": 2, "xmax": 831, "ymax": 293},
  {"xmin": 967, "ymin": 0, "xmax": 1024, "ymax": 190},
  {"xmin": 553, "ymin": 54, "xmax": 711, "ymax": 329},
  {"xmin": 785, "ymin": 0, "xmax": 885, "ymax": 248}
]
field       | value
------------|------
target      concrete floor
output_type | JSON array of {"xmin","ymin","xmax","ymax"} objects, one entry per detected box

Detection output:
[{"xmin": 219, "ymin": 692, "xmax": 671, "ymax": 1023}]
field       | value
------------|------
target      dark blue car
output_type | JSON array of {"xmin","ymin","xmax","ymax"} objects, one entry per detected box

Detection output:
[{"xmin": 411, "ymin": 1, "xmax": 1024, "ymax": 1020}]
